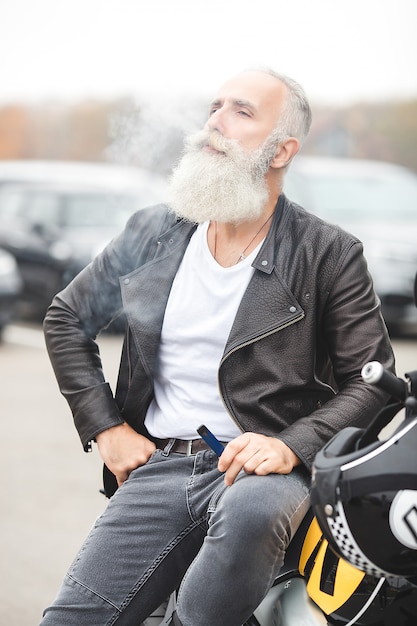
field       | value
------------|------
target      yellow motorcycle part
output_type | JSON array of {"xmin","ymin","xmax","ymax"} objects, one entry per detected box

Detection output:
[{"xmin": 299, "ymin": 517, "xmax": 366, "ymax": 614}]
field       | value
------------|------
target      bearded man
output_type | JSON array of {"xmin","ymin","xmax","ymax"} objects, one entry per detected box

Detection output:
[{"xmin": 40, "ymin": 68, "xmax": 394, "ymax": 626}]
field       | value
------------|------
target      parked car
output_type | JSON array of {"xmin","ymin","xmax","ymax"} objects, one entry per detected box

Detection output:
[
  {"xmin": 0, "ymin": 246, "xmax": 22, "ymax": 339},
  {"xmin": 0, "ymin": 160, "xmax": 167, "ymax": 322},
  {"xmin": 284, "ymin": 156, "xmax": 417, "ymax": 336}
]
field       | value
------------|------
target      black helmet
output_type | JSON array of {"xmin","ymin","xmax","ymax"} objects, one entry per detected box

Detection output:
[{"xmin": 311, "ymin": 409, "xmax": 417, "ymax": 581}]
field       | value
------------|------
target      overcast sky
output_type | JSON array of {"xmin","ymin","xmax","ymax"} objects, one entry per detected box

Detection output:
[{"xmin": 2, "ymin": 0, "xmax": 417, "ymax": 107}]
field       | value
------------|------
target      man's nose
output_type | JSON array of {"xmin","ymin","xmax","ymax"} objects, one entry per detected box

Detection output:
[{"xmin": 205, "ymin": 108, "xmax": 226, "ymax": 134}]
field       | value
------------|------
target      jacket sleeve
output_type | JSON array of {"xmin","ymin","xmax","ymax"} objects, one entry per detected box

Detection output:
[
  {"xmin": 277, "ymin": 240, "xmax": 396, "ymax": 469},
  {"xmin": 43, "ymin": 206, "xmax": 167, "ymax": 450}
]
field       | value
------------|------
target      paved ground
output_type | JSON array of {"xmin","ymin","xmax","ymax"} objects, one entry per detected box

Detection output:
[
  {"xmin": 0, "ymin": 325, "xmax": 122, "ymax": 625},
  {"xmin": 0, "ymin": 323, "xmax": 415, "ymax": 625}
]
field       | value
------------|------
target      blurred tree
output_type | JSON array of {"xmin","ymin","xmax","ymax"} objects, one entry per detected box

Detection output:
[
  {"xmin": 0, "ymin": 97, "xmax": 416, "ymax": 174},
  {"xmin": 29, "ymin": 103, "xmax": 72, "ymax": 159},
  {"xmin": 0, "ymin": 105, "xmax": 31, "ymax": 159},
  {"xmin": 305, "ymin": 99, "xmax": 417, "ymax": 173},
  {"xmin": 66, "ymin": 101, "xmax": 111, "ymax": 161},
  {"xmin": 369, "ymin": 100, "xmax": 417, "ymax": 172}
]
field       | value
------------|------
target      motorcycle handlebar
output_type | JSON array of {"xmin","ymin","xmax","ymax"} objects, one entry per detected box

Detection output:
[{"xmin": 361, "ymin": 361, "xmax": 408, "ymax": 402}]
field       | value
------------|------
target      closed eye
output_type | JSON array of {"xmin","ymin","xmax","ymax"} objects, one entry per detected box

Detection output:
[
  {"xmin": 208, "ymin": 99, "xmax": 256, "ymax": 118},
  {"xmin": 208, "ymin": 99, "xmax": 222, "ymax": 117},
  {"xmin": 234, "ymin": 99, "xmax": 256, "ymax": 118}
]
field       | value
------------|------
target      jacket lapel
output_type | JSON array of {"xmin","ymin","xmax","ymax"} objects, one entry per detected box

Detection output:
[{"xmin": 224, "ymin": 267, "xmax": 304, "ymax": 358}]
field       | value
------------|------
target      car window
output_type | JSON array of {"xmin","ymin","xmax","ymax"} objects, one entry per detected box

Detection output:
[
  {"xmin": 285, "ymin": 169, "xmax": 417, "ymax": 221},
  {"xmin": 0, "ymin": 186, "xmax": 141, "ymax": 231},
  {"xmin": 0, "ymin": 188, "xmax": 27, "ymax": 221},
  {"xmin": 63, "ymin": 194, "xmax": 140, "ymax": 229},
  {"xmin": 0, "ymin": 188, "xmax": 60, "ymax": 226},
  {"xmin": 25, "ymin": 192, "xmax": 61, "ymax": 226},
  {"xmin": 307, "ymin": 176, "xmax": 417, "ymax": 220}
]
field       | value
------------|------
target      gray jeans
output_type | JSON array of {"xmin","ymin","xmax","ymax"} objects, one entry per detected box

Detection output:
[{"xmin": 41, "ymin": 447, "xmax": 310, "ymax": 626}]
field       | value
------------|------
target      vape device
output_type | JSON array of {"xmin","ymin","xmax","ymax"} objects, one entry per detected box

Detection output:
[{"xmin": 197, "ymin": 424, "xmax": 225, "ymax": 457}]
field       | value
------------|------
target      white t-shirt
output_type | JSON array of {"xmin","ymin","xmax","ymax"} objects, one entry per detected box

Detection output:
[{"xmin": 144, "ymin": 221, "xmax": 263, "ymax": 441}]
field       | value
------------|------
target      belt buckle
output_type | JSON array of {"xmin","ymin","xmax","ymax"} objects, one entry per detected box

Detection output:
[{"xmin": 186, "ymin": 440, "xmax": 193, "ymax": 455}]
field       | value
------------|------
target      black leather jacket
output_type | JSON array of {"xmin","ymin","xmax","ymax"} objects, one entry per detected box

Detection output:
[{"xmin": 44, "ymin": 194, "xmax": 394, "ymax": 471}]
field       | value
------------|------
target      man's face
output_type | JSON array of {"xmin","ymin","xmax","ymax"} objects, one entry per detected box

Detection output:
[
  {"xmin": 204, "ymin": 70, "xmax": 287, "ymax": 154},
  {"xmin": 167, "ymin": 71, "xmax": 288, "ymax": 225}
]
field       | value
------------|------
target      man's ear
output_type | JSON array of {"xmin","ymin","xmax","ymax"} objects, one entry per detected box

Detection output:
[{"xmin": 270, "ymin": 137, "xmax": 300, "ymax": 169}]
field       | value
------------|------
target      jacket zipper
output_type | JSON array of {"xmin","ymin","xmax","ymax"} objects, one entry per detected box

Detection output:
[{"xmin": 218, "ymin": 312, "xmax": 305, "ymax": 430}]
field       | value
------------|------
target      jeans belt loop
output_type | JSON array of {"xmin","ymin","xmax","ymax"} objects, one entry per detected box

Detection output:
[{"xmin": 160, "ymin": 438, "xmax": 176, "ymax": 456}]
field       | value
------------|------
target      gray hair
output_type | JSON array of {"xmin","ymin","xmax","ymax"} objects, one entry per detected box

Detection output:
[{"xmin": 248, "ymin": 67, "xmax": 312, "ymax": 144}]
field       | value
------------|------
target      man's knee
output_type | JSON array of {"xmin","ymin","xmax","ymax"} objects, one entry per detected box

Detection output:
[{"xmin": 220, "ymin": 475, "xmax": 289, "ymax": 532}]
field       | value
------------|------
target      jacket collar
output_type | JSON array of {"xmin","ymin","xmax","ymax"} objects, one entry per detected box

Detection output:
[
  {"xmin": 157, "ymin": 193, "xmax": 287, "ymax": 274},
  {"xmin": 252, "ymin": 193, "xmax": 287, "ymax": 275}
]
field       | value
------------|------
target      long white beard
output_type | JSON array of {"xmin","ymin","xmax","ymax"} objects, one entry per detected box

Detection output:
[{"xmin": 168, "ymin": 129, "xmax": 279, "ymax": 224}]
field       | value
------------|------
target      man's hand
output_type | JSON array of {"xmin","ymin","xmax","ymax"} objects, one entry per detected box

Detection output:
[
  {"xmin": 96, "ymin": 423, "xmax": 156, "ymax": 487},
  {"xmin": 217, "ymin": 432, "xmax": 301, "ymax": 486}
]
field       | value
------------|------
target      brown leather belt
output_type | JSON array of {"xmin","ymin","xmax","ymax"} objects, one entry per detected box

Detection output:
[{"xmin": 154, "ymin": 438, "xmax": 227, "ymax": 455}]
